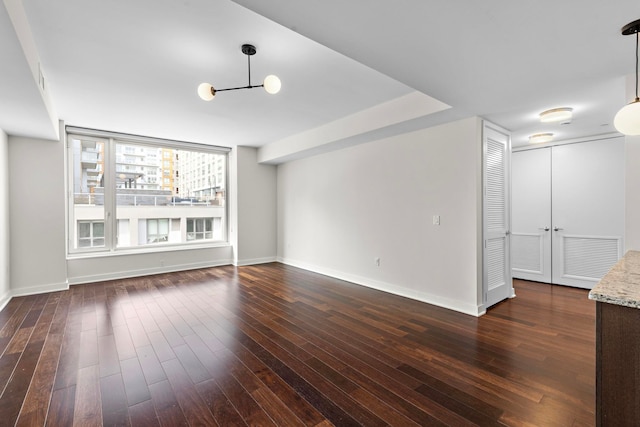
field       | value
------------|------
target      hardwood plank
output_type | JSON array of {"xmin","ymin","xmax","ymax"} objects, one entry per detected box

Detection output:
[
  {"xmin": 45, "ymin": 385, "xmax": 76, "ymax": 427},
  {"xmin": 113, "ymin": 325, "xmax": 137, "ymax": 361},
  {"xmin": 99, "ymin": 373, "xmax": 129, "ymax": 427},
  {"xmin": 215, "ymin": 371, "xmax": 277, "ymax": 427},
  {"xmin": 78, "ymin": 329, "xmax": 99, "ymax": 369},
  {"xmin": 161, "ymin": 358, "xmax": 218, "ymax": 426},
  {"xmin": 128, "ymin": 399, "xmax": 161, "ymax": 427},
  {"xmin": 98, "ymin": 334, "xmax": 121, "ymax": 378},
  {"xmin": 195, "ymin": 379, "xmax": 247, "ymax": 427},
  {"xmin": 53, "ymin": 293, "xmax": 84, "ymax": 391},
  {"xmin": 73, "ymin": 365, "xmax": 102, "ymax": 427},
  {"xmin": 120, "ymin": 357, "xmax": 151, "ymax": 406},
  {"xmin": 147, "ymin": 329, "xmax": 176, "ymax": 362},
  {"xmin": 136, "ymin": 344, "xmax": 167, "ymax": 385},
  {"xmin": 148, "ymin": 379, "xmax": 189, "ymax": 427},
  {"xmin": 172, "ymin": 343, "xmax": 211, "ymax": 384}
]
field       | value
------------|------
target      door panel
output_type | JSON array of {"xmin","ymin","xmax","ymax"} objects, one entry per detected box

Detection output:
[
  {"xmin": 483, "ymin": 122, "xmax": 513, "ymax": 308},
  {"xmin": 551, "ymin": 138, "xmax": 624, "ymax": 288},
  {"xmin": 511, "ymin": 149, "xmax": 552, "ymax": 282}
]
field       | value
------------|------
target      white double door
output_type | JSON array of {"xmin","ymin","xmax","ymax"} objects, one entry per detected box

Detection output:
[{"xmin": 511, "ymin": 137, "xmax": 624, "ymax": 288}]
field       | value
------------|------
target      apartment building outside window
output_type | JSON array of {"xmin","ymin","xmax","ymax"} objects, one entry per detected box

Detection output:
[
  {"xmin": 187, "ymin": 218, "xmax": 221, "ymax": 241},
  {"xmin": 77, "ymin": 221, "xmax": 104, "ymax": 248},
  {"xmin": 67, "ymin": 127, "xmax": 229, "ymax": 255}
]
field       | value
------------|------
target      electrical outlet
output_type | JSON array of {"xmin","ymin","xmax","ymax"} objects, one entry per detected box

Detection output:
[{"xmin": 433, "ymin": 215, "xmax": 440, "ymax": 225}]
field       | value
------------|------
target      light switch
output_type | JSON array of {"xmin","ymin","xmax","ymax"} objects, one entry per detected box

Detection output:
[{"xmin": 433, "ymin": 215, "xmax": 440, "ymax": 226}]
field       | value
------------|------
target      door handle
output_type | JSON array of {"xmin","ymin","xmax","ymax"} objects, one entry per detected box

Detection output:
[
  {"xmin": 538, "ymin": 227, "xmax": 550, "ymax": 231},
  {"xmin": 554, "ymin": 227, "xmax": 563, "ymax": 231}
]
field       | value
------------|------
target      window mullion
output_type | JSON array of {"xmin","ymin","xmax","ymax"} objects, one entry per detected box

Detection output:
[{"xmin": 104, "ymin": 138, "xmax": 117, "ymax": 250}]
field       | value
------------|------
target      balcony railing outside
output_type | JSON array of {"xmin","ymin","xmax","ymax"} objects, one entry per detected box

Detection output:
[{"xmin": 74, "ymin": 191, "xmax": 223, "ymax": 207}]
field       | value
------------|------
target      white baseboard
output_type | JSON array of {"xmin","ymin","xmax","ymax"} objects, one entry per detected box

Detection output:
[
  {"xmin": 12, "ymin": 281, "xmax": 69, "ymax": 298},
  {"xmin": 278, "ymin": 256, "xmax": 484, "ymax": 317},
  {"xmin": 234, "ymin": 256, "xmax": 278, "ymax": 267},
  {"xmin": 0, "ymin": 289, "xmax": 12, "ymax": 312}
]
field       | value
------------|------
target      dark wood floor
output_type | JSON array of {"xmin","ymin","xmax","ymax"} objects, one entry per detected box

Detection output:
[{"xmin": 0, "ymin": 263, "xmax": 595, "ymax": 426}]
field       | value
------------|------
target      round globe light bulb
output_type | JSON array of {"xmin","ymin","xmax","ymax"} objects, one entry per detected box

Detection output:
[
  {"xmin": 614, "ymin": 99, "xmax": 640, "ymax": 135},
  {"xmin": 197, "ymin": 83, "xmax": 215, "ymax": 101},
  {"xmin": 263, "ymin": 75, "xmax": 281, "ymax": 95}
]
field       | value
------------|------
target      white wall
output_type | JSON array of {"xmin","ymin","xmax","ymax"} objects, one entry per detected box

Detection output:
[
  {"xmin": 625, "ymin": 134, "xmax": 640, "ymax": 251},
  {"xmin": 622, "ymin": 73, "xmax": 640, "ymax": 251},
  {"xmin": 0, "ymin": 129, "xmax": 10, "ymax": 308},
  {"xmin": 277, "ymin": 117, "xmax": 483, "ymax": 315},
  {"xmin": 231, "ymin": 146, "xmax": 277, "ymax": 265},
  {"xmin": 66, "ymin": 246, "xmax": 233, "ymax": 284},
  {"xmin": 9, "ymin": 135, "xmax": 67, "ymax": 295}
]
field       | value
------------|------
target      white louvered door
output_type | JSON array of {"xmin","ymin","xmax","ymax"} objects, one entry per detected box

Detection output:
[
  {"xmin": 551, "ymin": 138, "xmax": 624, "ymax": 288},
  {"xmin": 483, "ymin": 122, "xmax": 513, "ymax": 309}
]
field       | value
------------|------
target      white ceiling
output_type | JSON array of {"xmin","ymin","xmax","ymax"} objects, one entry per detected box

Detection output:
[{"xmin": 2, "ymin": 0, "xmax": 640, "ymax": 150}]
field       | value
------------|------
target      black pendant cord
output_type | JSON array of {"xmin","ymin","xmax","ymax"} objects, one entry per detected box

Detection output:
[
  {"xmin": 248, "ymin": 53, "xmax": 252, "ymax": 87},
  {"xmin": 636, "ymin": 31, "xmax": 640, "ymax": 102},
  {"xmin": 215, "ymin": 47, "xmax": 264, "ymax": 92}
]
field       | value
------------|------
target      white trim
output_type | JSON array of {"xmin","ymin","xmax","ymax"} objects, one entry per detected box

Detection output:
[
  {"xmin": 68, "ymin": 259, "xmax": 232, "ymax": 285},
  {"xmin": 512, "ymin": 132, "xmax": 621, "ymax": 152},
  {"xmin": 0, "ymin": 290, "xmax": 12, "ymax": 313},
  {"xmin": 66, "ymin": 126, "xmax": 231, "ymax": 153},
  {"xmin": 234, "ymin": 256, "xmax": 278, "ymax": 267},
  {"xmin": 278, "ymin": 257, "xmax": 485, "ymax": 317},
  {"xmin": 12, "ymin": 281, "xmax": 69, "ymax": 298}
]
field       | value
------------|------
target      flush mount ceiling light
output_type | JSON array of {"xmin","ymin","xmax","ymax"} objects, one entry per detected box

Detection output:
[
  {"xmin": 197, "ymin": 44, "xmax": 281, "ymax": 101},
  {"xmin": 529, "ymin": 133, "xmax": 554, "ymax": 144},
  {"xmin": 614, "ymin": 19, "xmax": 640, "ymax": 135},
  {"xmin": 540, "ymin": 107, "xmax": 573, "ymax": 124}
]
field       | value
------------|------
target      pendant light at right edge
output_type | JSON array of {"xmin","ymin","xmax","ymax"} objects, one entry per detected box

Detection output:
[{"xmin": 614, "ymin": 19, "xmax": 640, "ymax": 135}]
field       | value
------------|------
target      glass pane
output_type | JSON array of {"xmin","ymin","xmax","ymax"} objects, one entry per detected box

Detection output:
[
  {"xmin": 196, "ymin": 219, "xmax": 204, "ymax": 233},
  {"xmin": 93, "ymin": 238, "xmax": 105, "ymax": 247},
  {"xmin": 148, "ymin": 220, "xmax": 157, "ymax": 234},
  {"xmin": 187, "ymin": 219, "xmax": 194, "ymax": 232},
  {"xmin": 159, "ymin": 219, "xmax": 169, "ymax": 234},
  {"xmin": 78, "ymin": 223, "xmax": 90, "ymax": 238},
  {"xmin": 69, "ymin": 137, "xmax": 106, "ymax": 251},
  {"xmin": 187, "ymin": 232, "xmax": 195, "ymax": 241},
  {"xmin": 205, "ymin": 218, "xmax": 212, "ymax": 231},
  {"xmin": 93, "ymin": 222, "xmax": 104, "ymax": 237}
]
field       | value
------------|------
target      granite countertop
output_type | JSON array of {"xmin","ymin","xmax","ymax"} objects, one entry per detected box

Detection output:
[{"xmin": 589, "ymin": 250, "xmax": 640, "ymax": 308}]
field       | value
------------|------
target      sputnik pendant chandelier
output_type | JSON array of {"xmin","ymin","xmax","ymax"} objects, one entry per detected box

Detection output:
[{"xmin": 198, "ymin": 44, "xmax": 281, "ymax": 101}]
